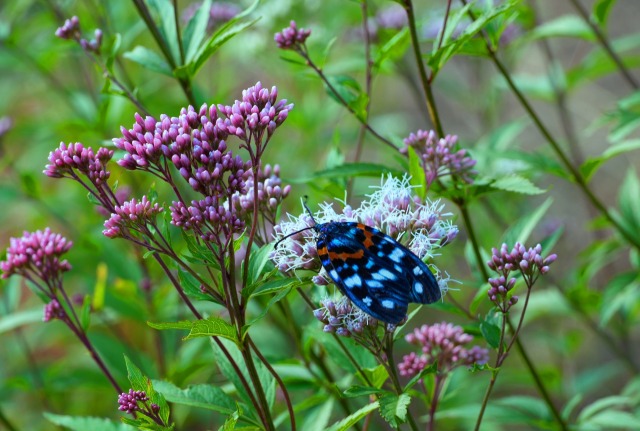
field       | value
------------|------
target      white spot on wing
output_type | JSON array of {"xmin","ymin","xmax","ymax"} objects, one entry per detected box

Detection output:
[
  {"xmin": 382, "ymin": 300, "xmax": 394, "ymax": 309},
  {"xmin": 363, "ymin": 297, "xmax": 373, "ymax": 306},
  {"xmin": 413, "ymin": 266, "xmax": 423, "ymax": 276},
  {"xmin": 330, "ymin": 270, "xmax": 339, "ymax": 280},
  {"xmin": 344, "ymin": 274, "xmax": 362, "ymax": 288},
  {"xmin": 389, "ymin": 248, "xmax": 405, "ymax": 263},
  {"xmin": 372, "ymin": 269, "xmax": 397, "ymax": 281},
  {"xmin": 414, "ymin": 282, "xmax": 423, "ymax": 294},
  {"xmin": 366, "ymin": 280, "xmax": 384, "ymax": 288}
]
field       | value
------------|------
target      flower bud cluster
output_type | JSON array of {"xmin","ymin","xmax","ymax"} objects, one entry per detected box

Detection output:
[
  {"xmin": 170, "ymin": 196, "xmax": 245, "ymax": 239},
  {"xmin": 487, "ymin": 243, "xmax": 557, "ymax": 310},
  {"xmin": 55, "ymin": 16, "xmax": 102, "ymax": 54},
  {"xmin": 399, "ymin": 322, "xmax": 489, "ymax": 376},
  {"xmin": 401, "ymin": 129, "xmax": 477, "ymax": 187},
  {"xmin": 103, "ymin": 196, "xmax": 164, "ymax": 238},
  {"xmin": 274, "ymin": 21, "xmax": 311, "ymax": 50},
  {"xmin": 230, "ymin": 164, "xmax": 292, "ymax": 219},
  {"xmin": 1, "ymin": 228, "xmax": 72, "ymax": 283},
  {"xmin": 313, "ymin": 297, "xmax": 380, "ymax": 337},
  {"xmin": 43, "ymin": 299, "xmax": 65, "ymax": 322},
  {"xmin": 44, "ymin": 142, "xmax": 113, "ymax": 185},
  {"xmin": 117, "ymin": 389, "xmax": 149, "ymax": 414}
]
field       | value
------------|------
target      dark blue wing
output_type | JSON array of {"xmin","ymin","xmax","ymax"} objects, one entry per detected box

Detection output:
[{"xmin": 316, "ymin": 222, "xmax": 441, "ymax": 324}]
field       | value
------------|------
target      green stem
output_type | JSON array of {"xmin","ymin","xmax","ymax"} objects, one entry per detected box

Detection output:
[
  {"xmin": 384, "ymin": 336, "xmax": 419, "ymax": 431},
  {"xmin": 567, "ymin": 0, "xmax": 639, "ymax": 90},
  {"xmin": 0, "ymin": 408, "xmax": 17, "ymax": 431},
  {"xmin": 461, "ymin": 0, "xmax": 640, "ymax": 252},
  {"xmin": 401, "ymin": 0, "xmax": 445, "ymax": 137}
]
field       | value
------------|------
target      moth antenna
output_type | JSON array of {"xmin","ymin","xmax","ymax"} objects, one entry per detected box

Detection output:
[
  {"xmin": 273, "ymin": 226, "xmax": 315, "ymax": 248},
  {"xmin": 273, "ymin": 196, "xmax": 317, "ymax": 248},
  {"xmin": 302, "ymin": 195, "xmax": 316, "ymax": 223}
]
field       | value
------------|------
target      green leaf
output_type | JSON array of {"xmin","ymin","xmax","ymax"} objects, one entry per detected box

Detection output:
[
  {"xmin": 80, "ymin": 295, "xmax": 92, "ymax": 332},
  {"xmin": 147, "ymin": 0, "xmax": 179, "ymax": 64},
  {"xmin": 210, "ymin": 337, "xmax": 276, "ymax": 411},
  {"xmin": 324, "ymin": 75, "xmax": 369, "ymax": 122},
  {"xmin": 152, "ymin": 381, "xmax": 248, "ymax": 420},
  {"xmin": 581, "ymin": 139, "xmax": 640, "ymax": 182},
  {"xmin": 243, "ymin": 285, "xmax": 293, "ymax": 332},
  {"xmin": 428, "ymin": 1, "xmax": 518, "ymax": 74},
  {"xmin": 593, "ymin": 0, "xmax": 617, "ymax": 27},
  {"xmin": 287, "ymin": 163, "xmax": 401, "ymax": 184},
  {"xmin": 578, "ymin": 395, "xmax": 633, "ymax": 421},
  {"xmin": 247, "ymin": 243, "xmax": 275, "ymax": 287},
  {"xmin": 147, "ymin": 320, "xmax": 192, "ymax": 331},
  {"xmin": 612, "ymin": 168, "xmax": 640, "ymax": 244},
  {"xmin": 190, "ymin": 1, "xmax": 260, "ymax": 75},
  {"xmin": 123, "ymin": 46, "xmax": 172, "ymax": 76},
  {"xmin": 502, "ymin": 197, "xmax": 553, "ymax": 246},
  {"xmin": 0, "ymin": 309, "xmax": 43, "ymax": 333},
  {"xmin": 181, "ymin": 231, "xmax": 219, "ymax": 268},
  {"xmin": 568, "ymin": 36, "xmax": 640, "ymax": 93},
  {"xmin": 480, "ymin": 313, "xmax": 502, "ymax": 349},
  {"xmin": 178, "ymin": 268, "xmax": 216, "ymax": 302},
  {"xmin": 182, "ymin": 0, "xmax": 212, "ymax": 63},
  {"xmin": 43, "ymin": 413, "xmax": 136, "ymax": 431},
  {"xmin": 246, "ymin": 278, "xmax": 297, "ymax": 298},
  {"xmin": 325, "ymin": 401, "xmax": 379, "ymax": 431},
  {"xmin": 490, "ymin": 174, "xmax": 545, "ymax": 195},
  {"xmin": 527, "ymin": 15, "xmax": 594, "ymax": 41},
  {"xmin": 361, "ymin": 365, "xmax": 389, "ymax": 389},
  {"xmin": 123, "ymin": 356, "xmax": 172, "ymax": 426},
  {"xmin": 404, "ymin": 362, "xmax": 438, "ymax": 391},
  {"xmin": 373, "ymin": 27, "xmax": 410, "ymax": 69},
  {"xmin": 378, "ymin": 393, "xmax": 411, "ymax": 427},
  {"xmin": 407, "ymin": 147, "xmax": 426, "ymax": 199},
  {"xmin": 343, "ymin": 386, "xmax": 385, "ymax": 398},
  {"xmin": 184, "ymin": 316, "xmax": 238, "ymax": 344}
]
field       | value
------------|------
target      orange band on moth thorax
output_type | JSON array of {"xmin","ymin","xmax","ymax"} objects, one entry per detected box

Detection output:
[{"xmin": 328, "ymin": 249, "xmax": 365, "ymax": 261}]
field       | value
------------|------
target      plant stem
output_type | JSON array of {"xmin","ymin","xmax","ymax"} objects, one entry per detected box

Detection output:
[
  {"xmin": 302, "ymin": 53, "xmax": 398, "ymax": 152},
  {"xmin": 461, "ymin": 0, "xmax": 640, "ymax": 252},
  {"xmin": 401, "ymin": 0, "xmax": 445, "ymax": 137},
  {"xmin": 0, "ymin": 408, "xmax": 17, "ymax": 431},
  {"xmin": 567, "ymin": 0, "xmax": 639, "ymax": 90}
]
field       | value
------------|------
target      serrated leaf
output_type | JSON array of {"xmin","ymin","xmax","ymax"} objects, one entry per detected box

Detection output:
[
  {"xmin": 184, "ymin": 317, "xmax": 238, "ymax": 344},
  {"xmin": 325, "ymin": 401, "xmax": 379, "ymax": 431},
  {"xmin": 378, "ymin": 393, "xmax": 411, "ymax": 427},
  {"xmin": 490, "ymin": 174, "xmax": 545, "ymax": 195},
  {"xmin": 43, "ymin": 413, "xmax": 136, "ymax": 431},
  {"xmin": 123, "ymin": 46, "xmax": 172, "ymax": 76},
  {"xmin": 287, "ymin": 163, "xmax": 401, "ymax": 184}
]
